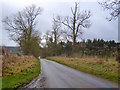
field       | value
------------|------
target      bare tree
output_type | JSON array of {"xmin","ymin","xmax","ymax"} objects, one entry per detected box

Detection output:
[
  {"xmin": 3, "ymin": 5, "xmax": 42, "ymax": 55},
  {"xmin": 52, "ymin": 19, "xmax": 61, "ymax": 45},
  {"xmin": 44, "ymin": 30, "xmax": 53, "ymax": 47},
  {"xmin": 54, "ymin": 2, "xmax": 91, "ymax": 45},
  {"xmin": 99, "ymin": 0, "xmax": 120, "ymax": 21},
  {"xmin": 43, "ymin": 19, "xmax": 61, "ymax": 47}
]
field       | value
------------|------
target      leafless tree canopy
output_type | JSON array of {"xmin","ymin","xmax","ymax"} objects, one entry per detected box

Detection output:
[
  {"xmin": 3, "ymin": 5, "xmax": 42, "ymax": 42},
  {"xmin": 54, "ymin": 2, "xmax": 91, "ymax": 45},
  {"xmin": 3, "ymin": 5, "xmax": 42, "ymax": 55},
  {"xmin": 99, "ymin": 0, "xmax": 120, "ymax": 21},
  {"xmin": 43, "ymin": 30, "xmax": 53, "ymax": 47},
  {"xmin": 51, "ymin": 19, "xmax": 62, "ymax": 45}
]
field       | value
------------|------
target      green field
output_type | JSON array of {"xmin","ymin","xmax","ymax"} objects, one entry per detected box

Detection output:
[{"xmin": 47, "ymin": 56, "xmax": 119, "ymax": 83}]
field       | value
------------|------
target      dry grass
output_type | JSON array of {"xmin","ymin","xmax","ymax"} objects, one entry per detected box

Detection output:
[
  {"xmin": 47, "ymin": 56, "xmax": 119, "ymax": 82},
  {"xmin": 2, "ymin": 54, "xmax": 37, "ymax": 77},
  {"xmin": 1, "ymin": 47, "xmax": 40, "ymax": 88},
  {"xmin": 2, "ymin": 55, "xmax": 40, "ymax": 88}
]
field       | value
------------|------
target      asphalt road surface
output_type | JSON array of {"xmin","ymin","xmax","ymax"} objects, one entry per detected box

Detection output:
[
  {"xmin": 24, "ymin": 59, "xmax": 118, "ymax": 88},
  {"xmin": 40, "ymin": 59, "xmax": 118, "ymax": 88}
]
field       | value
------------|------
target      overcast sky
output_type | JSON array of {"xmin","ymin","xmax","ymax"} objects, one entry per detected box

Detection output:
[{"xmin": 0, "ymin": 0, "xmax": 118, "ymax": 46}]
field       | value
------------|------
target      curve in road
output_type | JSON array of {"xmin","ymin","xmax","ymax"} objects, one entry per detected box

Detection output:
[{"xmin": 40, "ymin": 59, "xmax": 118, "ymax": 88}]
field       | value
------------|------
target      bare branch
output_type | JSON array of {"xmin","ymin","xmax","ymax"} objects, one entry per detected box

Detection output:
[
  {"xmin": 99, "ymin": 0, "xmax": 120, "ymax": 21},
  {"xmin": 53, "ymin": 2, "xmax": 91, "ymax": 45}
]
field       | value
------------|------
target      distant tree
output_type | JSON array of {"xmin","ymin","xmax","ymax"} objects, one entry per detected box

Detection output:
[
  {"xmin": 29, "ymin": 31, "xmax": 42, "ymax": 57},
  {"xmin": 86, "ymin": 39, "xmax": 92, "ymax": 50},
  {"xmin": 64, "ymin": 41, "xmax": 73, "ymax": 56},
  {"xmin": 54, "ymin": 2, "xmax": 92, "ymax": 45},
  {"xmin": 51, "ymin": 18, "xmax": 62, "ymax": 45},
  {"xmin": 99, "ymin": 0, "xmax": 120, "ymax": 21},
  {"xmin": 3, "ymin": 5, "xmax": 42, "ymax": 55},
  {"xmin": 44, "ymin": 31, "xmax": 53, "ymax": 47}
]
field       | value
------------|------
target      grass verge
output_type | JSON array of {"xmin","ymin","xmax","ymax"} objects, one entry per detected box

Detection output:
[
  {"xmin": 46, "ymin": 56, "xmax": 119, "ymax": 83},
  {"xmin": 2, "ymin": 58, "xmax": 40, "ymax": 89},
  {"xmin": 0, "ymin": 78, "xmax": 1, "ymax": 89}
]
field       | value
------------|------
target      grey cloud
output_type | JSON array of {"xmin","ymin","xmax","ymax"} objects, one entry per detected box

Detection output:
[{"xmin": 1, "ymin": 1, "xmax": 118, "ymax": 46}]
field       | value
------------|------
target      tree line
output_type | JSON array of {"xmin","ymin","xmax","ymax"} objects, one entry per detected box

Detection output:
[{"xmin": 40, "ymin": 38, "xmax": 119, "ymax": 58}]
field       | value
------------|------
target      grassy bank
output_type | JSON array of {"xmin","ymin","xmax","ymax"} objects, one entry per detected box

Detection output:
[
  {"xmin": 46, "ymin": 56, "xmax": 119, "ymax": 83},
  {"xmin": 2, "ymin": 56, "xmax": 40, "ymax": 88},
  {"xmin": 0, "ymin": 55, "xmax": 2, "ymax": 89},
  {"xmin": 0, "ymin": 55, "xmax": 2, "ymax": 77},
  {"xmin": 0, "ymin": 78, "xmax": 1, "ymax": 89}
]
